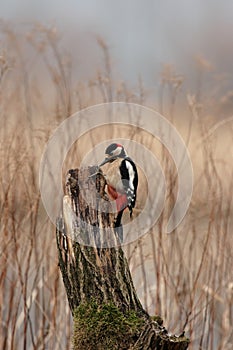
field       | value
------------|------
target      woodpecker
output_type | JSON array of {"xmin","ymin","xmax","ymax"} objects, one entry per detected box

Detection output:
[{"xmin": 99, "ymin": 143, "xmax": 138, "ymax": 228}]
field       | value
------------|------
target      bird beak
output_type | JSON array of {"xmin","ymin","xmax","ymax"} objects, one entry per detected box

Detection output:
[{"xmin": 99, "ymin": 156, "xmax": 115, "ymax": 167}]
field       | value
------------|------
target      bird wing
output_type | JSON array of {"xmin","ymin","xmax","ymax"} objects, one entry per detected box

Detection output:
[{"xmin": 119, "ymin": 158, "xmax": 138, "ymax": 211}]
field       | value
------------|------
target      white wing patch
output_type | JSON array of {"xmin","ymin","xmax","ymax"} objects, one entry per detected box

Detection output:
[{"xmin": 125, "ymin": 160, "xmax": 135, "ymax": 190}]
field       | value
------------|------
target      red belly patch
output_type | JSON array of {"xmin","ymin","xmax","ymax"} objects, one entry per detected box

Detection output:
[
  {"xmin": 107, "ymin": 185, "xmax": 118, "ymax": 200},
  {"xmin": 107, "ymin": 185, "xmax": 128, "ymax": 211}
]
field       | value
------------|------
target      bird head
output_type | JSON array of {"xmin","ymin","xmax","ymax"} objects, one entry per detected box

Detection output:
[{"xmin": 99, "ymin": 143, "xmax": 127, "ymax": 166}]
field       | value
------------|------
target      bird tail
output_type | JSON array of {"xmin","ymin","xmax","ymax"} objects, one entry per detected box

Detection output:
[{"xmin": 129, "ymin": 206, "xmax": 133, "ymax": 218}]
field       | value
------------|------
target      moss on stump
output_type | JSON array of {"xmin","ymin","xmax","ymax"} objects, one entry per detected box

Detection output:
[{"xmin": 73, "ymin": 300, "xmax": 144, "ymax": 350}]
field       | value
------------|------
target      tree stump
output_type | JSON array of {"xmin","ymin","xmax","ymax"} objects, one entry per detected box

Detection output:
[{"xmin": 56, "ymin": 166, "xmax": 189, "ymax": 349}]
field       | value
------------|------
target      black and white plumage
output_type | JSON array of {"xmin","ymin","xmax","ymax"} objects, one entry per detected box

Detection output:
[{"xmin": 99, "ymin": 143, "xmax": 138, "ymax": 226}]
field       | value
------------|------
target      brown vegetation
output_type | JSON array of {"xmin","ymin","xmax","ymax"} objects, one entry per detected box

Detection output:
[{"xmin": 0, "ymin": 24, "xmax": 232, "ymax": 349}]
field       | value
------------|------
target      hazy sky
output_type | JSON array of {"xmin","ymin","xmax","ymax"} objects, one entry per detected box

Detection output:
[{"xmin": 1, "ymin": 1, "xmax": 233, "ymax": 86}]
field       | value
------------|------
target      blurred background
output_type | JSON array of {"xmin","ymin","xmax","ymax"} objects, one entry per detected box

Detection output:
[
  {"xmin": 0, "ymin": 1, "xmax": 233, "ymax": 349},
  {"xmin": 2, "ymin": 0, "xmax": 233, "ymax": 95}
]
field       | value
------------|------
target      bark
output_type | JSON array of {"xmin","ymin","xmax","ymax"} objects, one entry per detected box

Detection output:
[{"xmin": 56, "ymin": 166, "xmax": 189, "ymax": 349}]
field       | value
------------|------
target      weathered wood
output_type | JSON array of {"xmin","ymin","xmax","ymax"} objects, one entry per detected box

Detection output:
[{"xmin": 56, "ymin": 166, "xmax": 189, "ymax": 349}]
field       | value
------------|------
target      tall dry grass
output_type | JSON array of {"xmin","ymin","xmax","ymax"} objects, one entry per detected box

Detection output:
[{"xmin": 0, "ymin": 23, "xmax": 232, "ymax": 349}]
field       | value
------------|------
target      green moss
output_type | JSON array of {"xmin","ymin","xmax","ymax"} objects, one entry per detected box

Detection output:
[{"xmin": 73, "ymin": 301, "xmax": 144, "ymax": 350}]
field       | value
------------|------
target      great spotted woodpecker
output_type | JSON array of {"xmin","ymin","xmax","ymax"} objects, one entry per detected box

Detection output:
[{"xmin": 99, "ymin": 143, "xmax": 138, "ymax": 229}]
